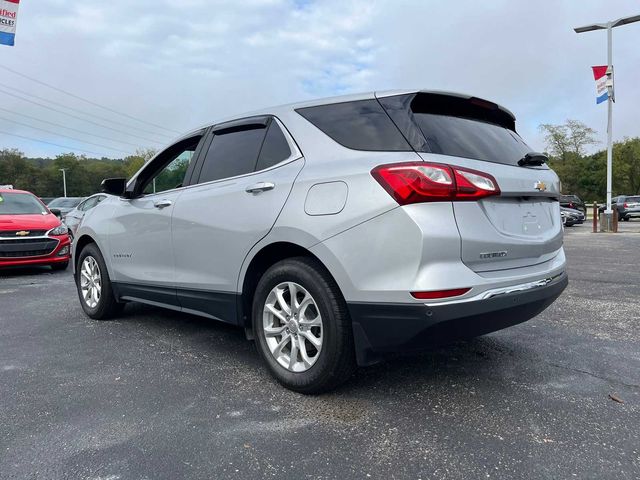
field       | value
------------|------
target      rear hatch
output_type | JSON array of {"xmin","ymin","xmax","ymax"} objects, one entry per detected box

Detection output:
[
  {"xmin": 379, "ymin": 92, "xmax": 563, "ymax": 272},
  {"xmin": 625, "ymin": 196, "xmax": 640, "ymax": 210}
]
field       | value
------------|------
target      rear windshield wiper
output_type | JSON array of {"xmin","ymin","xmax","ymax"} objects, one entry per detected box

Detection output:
[{"xmin": 518, "ymin": 152, "xmax": 548, "ymax": 167}]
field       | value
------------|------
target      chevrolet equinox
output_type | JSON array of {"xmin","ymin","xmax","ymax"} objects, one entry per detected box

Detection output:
[{"xmin": 73, "ymin": 90, "xmax": 568, "ymax": 393}]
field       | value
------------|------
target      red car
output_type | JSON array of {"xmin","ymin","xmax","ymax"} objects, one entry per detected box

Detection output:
[{"xmin": 0, "ymin": 188, "xmax": 71, "ymax": 270}]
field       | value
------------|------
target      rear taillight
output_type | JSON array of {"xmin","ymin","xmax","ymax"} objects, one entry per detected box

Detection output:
[
  {"xmin": 568, "ymin": 202, "xmax": 574, "ymax": 208},
  {"xmin": 623, "ymin": 203, "xmax": 628, "ymax": 208},
  {"xmin": 371, "ymin": 162, "xmax": 500, "ymax": 205}
]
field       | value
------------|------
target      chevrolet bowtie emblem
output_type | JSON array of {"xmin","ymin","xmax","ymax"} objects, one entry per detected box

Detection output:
[
  {"xmin": 534, "ymin": 181, "xmax": 547, "ymax": 192},
  {"xmin": 15, "ymin": 230, "xmax": 30, "ymax": 236}
]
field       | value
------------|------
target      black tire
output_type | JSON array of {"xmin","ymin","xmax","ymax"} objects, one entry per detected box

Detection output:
[
  {"xmin": 76, "ymin": 243, "xmax": 123, "ymax": 320},
  {"xmin": 51, "ymin": 261, "xmax": 69, "ymax": 271},
  {"xmin": 623, "ymin": 216, "xmax": 630, "ymax": 222},
  {"xmin": 252, "ymin": 257, "xmax": 356, "ymax": 394}
]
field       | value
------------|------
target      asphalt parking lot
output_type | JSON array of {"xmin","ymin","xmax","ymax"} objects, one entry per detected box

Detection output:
[{"xmin": 1, "ymin": 222, "xmax": 639, "ymax": 480}]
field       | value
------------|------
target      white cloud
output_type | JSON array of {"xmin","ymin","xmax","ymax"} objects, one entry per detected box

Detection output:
[{"xmin": 0, "ymin": 0, "xmax": 638, "ymax": 158}]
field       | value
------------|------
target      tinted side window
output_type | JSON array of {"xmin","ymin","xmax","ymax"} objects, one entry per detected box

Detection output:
[
  {"xmin": 79, "ymin": 197, "xmax": 97, "ymax": 211},
  {"xmin": 198, "ymin": 127, "xmax": 267, "ymax": 183},
  {"xmin": 76, "ymin": 199, "xmax": 89, "ymax": 212},
  {"xmin": 256, "ymin": 121, "xmax": 292, "ymax": 171},
  {"xmin": 296, "ymin": 99, "xmax": 411, "ymax": 152}
]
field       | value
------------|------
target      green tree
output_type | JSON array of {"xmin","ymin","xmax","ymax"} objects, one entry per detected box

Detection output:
[
  {"xmin": 0, "ymin": 149, "xmax": 37, "ymax": 190},
  {"xmin": 539, "ymin": 120, "xmax": 598, "ymax": 161},
  {"xmin": 124, "ymin": 148, "xmax": 157, "ymax": 179},
  {"xmin": 615, "ymin": 137, "xmax": 640, "ymax": 195}
]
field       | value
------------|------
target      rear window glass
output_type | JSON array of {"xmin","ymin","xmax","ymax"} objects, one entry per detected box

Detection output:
[
  {"xmin": 380, "ymin": 93, "xmax": 539, "ymax": 167},
  {"xmin": 627, "ymin": 196, "xmax": 640, "ymax": 203},
  {"xmin": 296, "ymin": 99, "xmax": 411, "ymax": 152},
  {"xmin": 48, "ymin": 197, "xmax": 82, "ymax": 208},
  {"xmin": 411, "ymin": 113, "xmax": 532, "ymax": 166}
]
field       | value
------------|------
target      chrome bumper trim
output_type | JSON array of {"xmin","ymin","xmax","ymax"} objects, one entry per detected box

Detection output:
[{"xmin": 426, "ymin": 272, "xmax": 566, "ymax": 307}]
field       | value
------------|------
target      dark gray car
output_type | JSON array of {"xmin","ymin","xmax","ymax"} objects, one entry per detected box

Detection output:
[
  {"xmin": 599, "ymin": 195, "xmax": 640, "ymax": 221},
  {"xmin": 47, "ymin": 197, "xmax": 85, "ymax": 220}
]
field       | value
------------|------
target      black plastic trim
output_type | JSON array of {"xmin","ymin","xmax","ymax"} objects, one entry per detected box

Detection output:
[
  {"xmin": 112, "ymin": 282, "xmax": 180, "ymax": 307},
  {"xmin": 177, "ymin": 287, "xmax": 239, "ymax": 324},
  {"xmin": 211, "ymin": 115, "xmax": 270, "ymax": 135},
  {"xmin": 347, "ymin": 273, "xmax": 568, "ymax": 366},
  {"xmin": 112, "ymin": 282, "xmax": 240, "ymax": 325}
]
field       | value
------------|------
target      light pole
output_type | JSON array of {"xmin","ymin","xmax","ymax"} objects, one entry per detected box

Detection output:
[
  {"xmin": 574, "ymin": 14, "xmax": 640, "ymax": 231},
  {"xmin": 59, "ymin": 168, "xmax": 67, "ymax": 197}
]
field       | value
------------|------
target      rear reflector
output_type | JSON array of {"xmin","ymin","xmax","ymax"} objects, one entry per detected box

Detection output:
[
  {"xmin": 371, "ymin": 162, "xmax": 500, "ymax": 205},
  {"xmin": 411, "ymin": 288, "xmax": 471, "ymax": 300}
]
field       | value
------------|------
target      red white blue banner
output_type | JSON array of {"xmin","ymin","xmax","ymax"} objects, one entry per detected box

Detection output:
[
  {"xmin": 0, "ymin": 0, "xmax": 20, "ymax": 47},
  {"xmin": 591, "ymin": 65, "xmax": 609, "ymax": 104}
]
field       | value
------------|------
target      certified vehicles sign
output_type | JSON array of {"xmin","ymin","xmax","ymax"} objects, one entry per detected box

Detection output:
[{"xmin": 0, "ymin": 0, "xmax": 20, "ymax": 46}]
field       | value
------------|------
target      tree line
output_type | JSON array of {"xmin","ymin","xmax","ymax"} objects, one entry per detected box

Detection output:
[
  {"xmin": 1, "ymin": 121, "xmax": 639, "ymax": 201},
  {"xmin": 0, "ymin": 148, "xmax": 155, "ymax": 197},
  {"xmin": 540, "ymin": 120, "xmax": 640, "ymax": 201}
]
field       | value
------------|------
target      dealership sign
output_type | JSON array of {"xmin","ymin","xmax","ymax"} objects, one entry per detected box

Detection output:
[
  {"xmin": 0, "ymin": 0, "xmax": 19, "ymax": 46},
  {"xmin": 591, "ymin": 65, "xmax": 612, "ymax": 104}
]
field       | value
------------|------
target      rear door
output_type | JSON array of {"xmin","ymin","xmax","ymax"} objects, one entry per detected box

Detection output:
[
  {"xmin": 379, "ymin": 92, "xmax": 563, "ymax": 272},
  {"xmin": 171, "ymin": 117, "xmax": 303, "ymax": 321}
]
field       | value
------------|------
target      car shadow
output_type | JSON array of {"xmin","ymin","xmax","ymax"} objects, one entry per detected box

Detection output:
[
  {"xmin": 0, "ymin": 265, "xmax": 67, "ymax": 278},
  {"xmin": 111, "ymin": 301, "xmax": 530, "ymax": 396}
]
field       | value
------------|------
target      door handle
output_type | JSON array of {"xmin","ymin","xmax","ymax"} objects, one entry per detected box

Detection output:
[
  {"xmin": 245, "ymin": 182, "xmax": 275, "ymax": 194},
  {"xmin": 153, "ymin": 199, "xmax": 173, "ymax": 209}
]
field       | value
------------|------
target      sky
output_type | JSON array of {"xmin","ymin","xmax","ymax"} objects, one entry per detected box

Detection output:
[{"xmin": 0, "ymin": 0, "xmax": 639, "ymax": 158}]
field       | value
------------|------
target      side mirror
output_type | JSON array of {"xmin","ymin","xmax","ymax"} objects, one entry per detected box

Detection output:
[
  {"xmin": 101, "ymin": 178, "xmax": 127, "ymax": 196},
  {"xmin": 50, "ymin": 208, "xmax": 62, "ymax": 218}
]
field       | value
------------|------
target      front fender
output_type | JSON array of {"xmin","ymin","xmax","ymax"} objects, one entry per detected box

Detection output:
[{"xmin": 72, "ymin": 200, "xmax": 117, "ymax": 275}]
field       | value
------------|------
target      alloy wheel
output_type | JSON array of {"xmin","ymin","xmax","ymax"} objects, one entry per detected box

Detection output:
[
  {"xmin": 80, "ymin": 255, "xmax": 102, "ymax": 309},
  {"xmin": 262, "ymin": 281, "xmax": 323, "ymax": 372}
]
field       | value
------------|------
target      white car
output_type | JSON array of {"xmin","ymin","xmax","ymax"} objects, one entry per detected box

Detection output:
[{"xmin": 64, "ymin": 194, "xmax": 107, "ymax": 236}]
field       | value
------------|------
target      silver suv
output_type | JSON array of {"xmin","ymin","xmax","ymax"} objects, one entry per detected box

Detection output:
[{"xmin": 73, "ymin": 90, "xmax": 567, "ymax": 393}]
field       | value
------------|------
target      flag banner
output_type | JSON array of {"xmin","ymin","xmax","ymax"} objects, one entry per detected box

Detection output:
[
  {"xmin": 591, "ymin": 65, "xmax": 609, "ymax": 104},
  {"xmin": 0, "ymin": 0, "xmax": 19, "ymax": 46}
]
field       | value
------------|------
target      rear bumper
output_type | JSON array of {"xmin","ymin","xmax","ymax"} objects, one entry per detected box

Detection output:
[
  {"xmin": 0, "ymin": 235, "xmax": 71, "ymax": 268},
  {"xmin": 348, "ymin": 271, "xmax": 568, "ymax": 366}
]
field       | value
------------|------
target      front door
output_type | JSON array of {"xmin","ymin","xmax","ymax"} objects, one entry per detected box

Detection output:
[{"xmin": 107, "ymin": 134, "xmax": 205, "ymax": 306}]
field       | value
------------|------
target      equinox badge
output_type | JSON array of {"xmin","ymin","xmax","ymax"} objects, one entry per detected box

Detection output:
[{"xmin": 480, "ymin": 251, "xmax": 507, "ymax": 259}]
